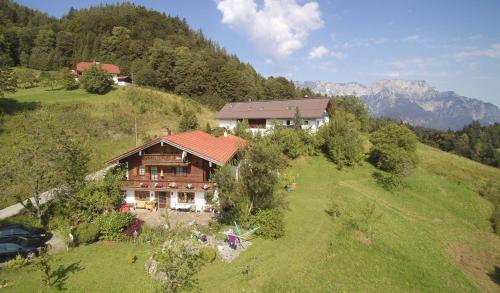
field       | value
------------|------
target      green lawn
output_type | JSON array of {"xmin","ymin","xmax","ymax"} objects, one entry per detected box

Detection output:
[
  {"xmin": 1, "ymin": 242, "xmax": 156, "ymax": 292},
  {"xmin": 196, "ymin": 146, "xmax": 500, "ymax": 292}
]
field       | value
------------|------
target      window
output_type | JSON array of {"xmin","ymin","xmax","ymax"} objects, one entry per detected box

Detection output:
[
  {"xmin": 304, "ymin": 120, "xmax": 309, "ymax": 125},
  {"xmin": 138, "ymin": 166, "xmax": 145, "ymax": 176},
  {"xmin": 151, "ymin": 167, "xmax": 158, "ymax": 181},
  {"xmin": 175, "ymin": 167, "xmax": 187, "ymax": 176},
  {"xmin": 178, "ymin": 192, "xmax": 195, "ymax": 203},
  {"xmin": 135, "ymin": 191, "xmax": 148, "ymax": 200},
  {"xmin": 286, "ymin": 120, "xmax": 291, "ymax": 126}
]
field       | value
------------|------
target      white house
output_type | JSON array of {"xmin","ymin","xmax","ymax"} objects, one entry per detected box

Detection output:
[{"xmin": 216, "ymin": 97, "xmax": 331, "ymax": 134}]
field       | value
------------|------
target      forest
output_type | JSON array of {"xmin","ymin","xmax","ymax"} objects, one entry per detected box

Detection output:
[
  {"xmin": 410, "ymin": 121, "xmax": 500, "ymax": 168},
  {"xmin": 0, "ymin": 0, "xmax": 312, "ymax": 109}
]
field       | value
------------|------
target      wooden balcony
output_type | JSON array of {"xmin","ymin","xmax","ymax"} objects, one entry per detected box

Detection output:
[
  {"xmin": 141, "ymin": 154, "xmax": 190, "ymax": 166},
  {"xmin": 122, "ymin": 180, "xmax": 212, "ymax": 192}
]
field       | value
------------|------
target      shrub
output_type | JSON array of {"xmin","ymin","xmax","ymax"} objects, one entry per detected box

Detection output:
[
  {"xmin": 123, "ymin": 218, "xmax": 144, "ymax": 237},
  {"xmin": 178, "ymin": 108, "xmax": 199, "ymax": 132},
  {"xmin": 127, "ymin": 251, "xmax": 137, "ymax": 264},
  {"xmin": 94, "ymin": 211, "xmax": 135, "ymax": 241},
  {"xmin": 369, "ymin": 123, "xmax": 418, "ymax": 188},
  {"xmin": 153, "ymin": 242, "xmax": 202, "ymax": 292},
  {"xmin": 199, "ymin": 247, "xmax": 217, "ymax": 263},
  {"xmin": 79, "ymin": 65, "xmax": 114, "ymax": 94},
  {"xmin": 320, "ymin": 111, "xmax": 364, "ymax": 169},
  {"xmin": 73, "ymin": 223, "xmax": 100, "ymax": 244},
  {"xmin": 4, "ymin": 254, "xmax": 26, "ymax": 270},
  {"xmin": 138, "ymin": 226, "xmax": 169, "ymax": 246},
  {"xmin": 248, "ymin": 209, "xmax": 285, "ymax": 239}
]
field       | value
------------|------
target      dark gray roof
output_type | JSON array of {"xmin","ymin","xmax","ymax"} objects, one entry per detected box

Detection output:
[{"xmin": 216, "ymin": 97, "xmax": 330, "ymax": 120}]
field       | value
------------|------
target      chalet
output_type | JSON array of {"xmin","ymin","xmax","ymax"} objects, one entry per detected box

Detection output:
[
  {"xmin": 106, "ymin": 130, "xmax": 247, "ymax": 212},
  {"xmin": 216, "ymin": 97, "xmax": 331, "ymax": 134},
  {"xmin": 76, "ymin": 61, "xmax": 130, "ymax": 85}
]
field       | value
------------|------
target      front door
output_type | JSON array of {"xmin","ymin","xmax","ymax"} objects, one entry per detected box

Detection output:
[{"xmin": 159, "ymin": 191, "xmax": 169, "ymax": 209}]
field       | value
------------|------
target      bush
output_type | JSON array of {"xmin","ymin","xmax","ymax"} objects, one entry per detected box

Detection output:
[
  {"xmin": 199, "ymin": 247, "xmax": 217, "ymax": 263},
  {"xmin": 123, "ymin": 218, "xmax": 144, "ymax": 237},
  {"xmin": 248, "ymin": 209, "xmax": 285, "ymax": 239},
  {"xmin": 178, "ymin": 108, "xmax": 199, "ymax": 132},
  {"xmin": 138, "ymin": 226, "xmax": 169, "ymax": 246},
  {"xmin": 73, "ymin": 223, "xmax": 100, "ymax": 244},
  {"xmin": 127, "ymin": 251, "xmax": 137, "ymax": 264},
  {"xmin": 4, "ymin": 254, "xmax": 26, "ymax": 270},
  {"xmin": 320, "ymin": 111, "xmax": 364, "ymax": 168},
  {"xmin": 94, "ymin": 211, "xmax": 135, "ymax": 241},
  {"xmin": 79, "ymin": 65, "xmax": 114, "ymax": 94}
]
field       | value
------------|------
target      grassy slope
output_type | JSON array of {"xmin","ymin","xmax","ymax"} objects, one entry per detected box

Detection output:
[
  {"xmin": 4, "ymin": 87, "xmax": 216, "ymax": 167},
  {"xmin": 0, "ymin": 87, "xmax": 215, "ymax": 208},
  {"xmin": 197, "ymin": 144, "xmax": 500, "ymax": 292}
]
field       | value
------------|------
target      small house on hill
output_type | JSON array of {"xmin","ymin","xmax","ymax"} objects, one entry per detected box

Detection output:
[
  {"xmin": 106, "ymin": 130, "xmax": 247, "ymax": 212},
  {"xmin": 216, "ymin": 97, "xmax": 331, "ymax": 133},
  {"xmin": 76, "ymin": 61, "xmax": 130, "ymax": 85}
]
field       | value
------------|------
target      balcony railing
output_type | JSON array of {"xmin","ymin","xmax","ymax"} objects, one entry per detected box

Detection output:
[
  {"xmin": 122, "ymin": 180, "xmax": 212, "ymax": 191},
  {"xmin": 142, "ymin": 154, "xmax": 189, "ymax": 166}
]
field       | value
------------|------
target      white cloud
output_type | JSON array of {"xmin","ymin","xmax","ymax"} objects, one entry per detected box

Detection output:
[
  {"xmin": 454, "ymin": 43, "xmax": 500, "ymax": 59},
  {"xmin": 308, "ymin": 45, "xmax": 347, "ymax": 60},
  {"xmin": 403, "ymin": 34, "xmax": 420, "ymax": 42},
  {"xmin": 264, "ymin": 59, "xmax": 273, "ymax": 64},
  {"xmin": 217, "ymin": 0, "xmax": 324, "ymax": 59},
  {"xmin": 308, "ymin": 45, "xmax": 330, "ymax": 59}
]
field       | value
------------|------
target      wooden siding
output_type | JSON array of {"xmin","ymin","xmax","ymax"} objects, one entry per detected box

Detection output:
[{"xmin": 120, "ymin": 142, "xmax": 212, "ymax": 184}]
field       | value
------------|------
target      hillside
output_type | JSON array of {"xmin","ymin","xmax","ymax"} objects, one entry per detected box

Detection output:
[
  {"xmin": 1, "ymin": 143, "xmax": 499, "ymax": 292},
  {"xmin": 0, "ymin": 1, "xmax": 309, "ymax": 109},
  {"xmin": 0, "ymin": 86, "xmax": 216, "ymax": 208},
  {"xmin": 197, "ymin": 145, "xmax": 500, "ymax": 292},
  {"xmin": 296, "ymin": 80, "xmax": 500, "ymax": 130}
]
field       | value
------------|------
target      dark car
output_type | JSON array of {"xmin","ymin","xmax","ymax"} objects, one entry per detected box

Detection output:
[
  {"xmin": 0, "ymin": 224, "xmax": 51, "ymax": 241},
  {"xmin": 0, "ymin": 236, "xmax": 45, "ymax": 262}
]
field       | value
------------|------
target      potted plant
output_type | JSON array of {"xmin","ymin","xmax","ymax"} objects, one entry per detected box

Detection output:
[{"xmin": 146, "ymin": 200, "xmax": 156, "ymax": 211}]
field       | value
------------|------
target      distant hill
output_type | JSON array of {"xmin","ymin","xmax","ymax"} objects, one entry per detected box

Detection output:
[
  {"xmin": 296, "ymin": 80, "xmax": 500, "ymax": 130},
  {"xmin": 0, "ymin": 0, "xmax": 309, "ymax": 109}
]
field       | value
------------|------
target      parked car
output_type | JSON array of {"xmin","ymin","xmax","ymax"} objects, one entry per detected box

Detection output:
[
  {"xmin": 0, "ymin": 224, "xmax": 51, "ymax": 241},
  {"xmin": 0, "ymin": 236, "xmax": 45, "ymax": 262}
]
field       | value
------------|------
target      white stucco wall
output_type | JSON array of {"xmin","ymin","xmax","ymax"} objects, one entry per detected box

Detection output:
[
  {"xmin": 169, "ymin": 191, "xmax": 206, "ymax": 210},
  {"xmin": 125, "ymin": 190, "xmax": 135, "ymax": 204},
  {"xmin": 220, "ymin": 116, "xmax": 328, "ymax": 134}
]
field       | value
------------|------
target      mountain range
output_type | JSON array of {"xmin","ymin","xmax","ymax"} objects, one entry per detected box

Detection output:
[{"xmin": 296, "ymin": 80, "xmax": 500, "ymax": 130}]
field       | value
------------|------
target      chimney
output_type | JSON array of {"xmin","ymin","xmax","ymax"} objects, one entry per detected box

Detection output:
[{"xmin": 163, "ymin": 128, "xmax": 171, "ymax": 137}]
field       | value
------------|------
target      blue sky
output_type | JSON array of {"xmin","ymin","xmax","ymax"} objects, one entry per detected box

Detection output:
[{"xmin": 16, "ymin": 0, "xmax": 500, "ymax": 106}]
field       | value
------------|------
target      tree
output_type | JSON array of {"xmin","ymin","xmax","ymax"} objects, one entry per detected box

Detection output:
[
  {"xmin": 5, "ymin": 112, "xmax": 89, "ymax": 229},
  {"xmin": 369, "ymin": 123, "xmax": 418, "ymax": 188},
  {"xmin": 233, "ymin": 119, "xmax": 252, "ymax": 140},
  {"xmin": 0, "ymin": 67, "xmax": 17, "ymax": 97},
  {"xmin": 293, "ymin": 107, "xmax": 303, "ymax": 131},
  {"xmin": 79, "ymin": 65, "xmax": 114, "ymax": 94},
  {"xmin": 178, "ymin": 109, "xmax": 199, "ymax": 132},
  {"xmin": 320, "ymin": 111, "xmax": 364, "ymax": 168},
  {"xmin": 331, "ymin": 96, "xmax": 369, "ymax": 131},
  {"xmin": 239, "ymin": 140, "xmax": 286, "ymax": 215}
]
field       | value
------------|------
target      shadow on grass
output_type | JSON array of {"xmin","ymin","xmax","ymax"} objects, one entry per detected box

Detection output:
[
  {"xmin": 488, "ymin": 265, "xmax": 500, "ymax": 285},
  {"xmin": 0, "ymin": 98, "xmax": 40, "ymax": 115},
  {"xmin": 50, "ymin": 261, "xmax": 84, "ymax": 291}
]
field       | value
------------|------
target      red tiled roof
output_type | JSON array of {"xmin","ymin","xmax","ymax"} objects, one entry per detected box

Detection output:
[
  {"xmin": 76, "ymin": 62, "xmax": 121, "ymax": 74},
  {"xmin": 164, "ymin": 130, "xmax": 247, "ymax": 165},
  {"xmin": 106, "ymin": 131, "xmax": 247, "ymax": 166},
  {"xmin": 216, "ymin": 97, "xmax": 331, "ymax": 119}
]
